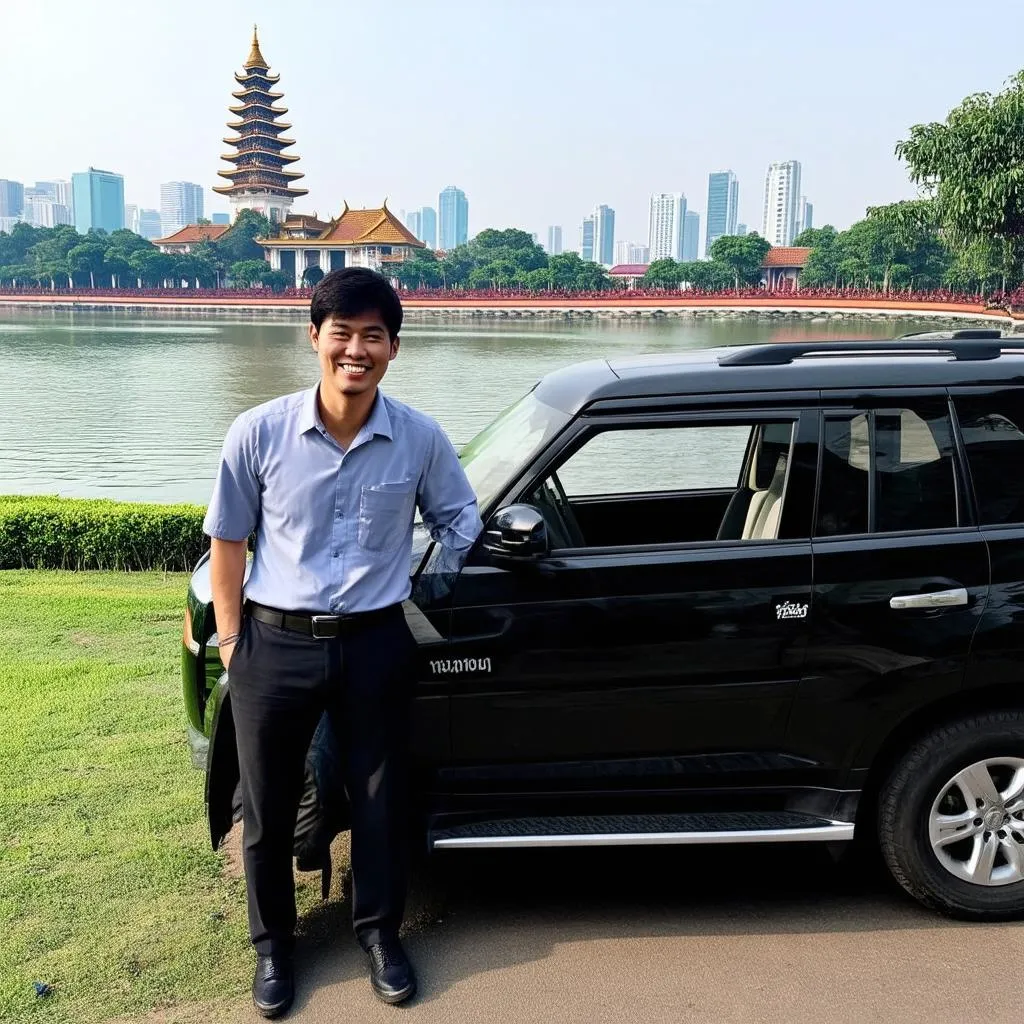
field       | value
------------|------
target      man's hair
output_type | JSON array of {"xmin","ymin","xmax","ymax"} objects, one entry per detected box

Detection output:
[{"xmin": 309, "ymin": 268, "xmax": 404, "ymax": 337}]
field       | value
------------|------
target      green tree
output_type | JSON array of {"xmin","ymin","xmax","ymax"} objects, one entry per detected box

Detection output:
[
  {"xmin": 29, "ymin": 227, "xmax": 79, "ymax": 288},
  {"xmin": 679, "ymin": 260, "xmax": 734, "ymax": 290},
  {"xmin": 260, "ymin": 269, "xmax": 293, "ymax": 293},
  {"xmin": 792, "ymin": 225, "xmax": 839, "ymax": 248},
  {"xmin": 708, "ymin": 233, "xmax": 771, "ymax": 288},
  {"xmin": 392, "ymin": 250, "xmax": 443, "ymax": 290},
  {"xmin": 896, "ymin": 71, "xmax": 1024, "ymax": 291},
  {"xmin": 129, "ymin": 249, "xmax": 176, "ymax": 287},
  {"xmin": 642, "ymin": 258, "xmax": 683, "ymax": 289},
  {"xmin": 524, "ymin": 267, "xmax": 552, "ymax": 292},
  {"xmin": 68, "ymin": 242, "xmax": 108, "ymax": 288},
  {"xmin": 439, "ymin": 246, "xmax": 475, "ymax": 288},
  {"xmin": 218, "ymin": 210, "xmax": 273, "ymax": 264},
  {"xmin": 230, "ymin": 259, "xmax": 271, "ymax": 287}
]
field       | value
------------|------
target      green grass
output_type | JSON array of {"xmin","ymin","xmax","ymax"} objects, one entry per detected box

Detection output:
[{"xmin": 0, "ymin": 571, "xmax": 322, "ymax": 1023}]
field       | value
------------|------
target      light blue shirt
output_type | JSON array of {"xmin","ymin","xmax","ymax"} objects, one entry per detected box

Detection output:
[{"xmin": 203, "ymin": 384, "xmax": 482, "ymax": 613}]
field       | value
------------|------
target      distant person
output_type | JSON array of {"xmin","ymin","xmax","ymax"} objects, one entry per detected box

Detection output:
[{"xmin": 203, "ymin": 267, "xmax": 482, "ymax": 1017}]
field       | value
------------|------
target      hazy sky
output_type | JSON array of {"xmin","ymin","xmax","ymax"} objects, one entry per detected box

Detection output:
[{"xmin": 5, "ymin": 0, "xmax": 1021, "ymax": 245}]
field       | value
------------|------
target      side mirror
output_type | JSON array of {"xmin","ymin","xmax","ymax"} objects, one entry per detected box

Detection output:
[{"xmin": 482, "ymin": 504, "xmax": 549, "ymax": 559}]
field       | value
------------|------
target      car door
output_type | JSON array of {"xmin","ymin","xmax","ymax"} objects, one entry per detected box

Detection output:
[
  {"xmin": 791, "ymin": 390, "xmax": 990, "ymax": 786},
  {"xmin": 442, "ymin": 400, "xmax": 820, "ymax": 797}
]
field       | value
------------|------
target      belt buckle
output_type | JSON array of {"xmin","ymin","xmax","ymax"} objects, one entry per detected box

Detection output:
[{"xmin": 310, "ymin": 615, "xmax": 340, "ymax": 639}]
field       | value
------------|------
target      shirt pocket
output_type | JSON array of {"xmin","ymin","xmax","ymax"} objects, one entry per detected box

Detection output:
[{"xmin": 358, "ymin": 482, "xmax": 416, "ymax": 552}]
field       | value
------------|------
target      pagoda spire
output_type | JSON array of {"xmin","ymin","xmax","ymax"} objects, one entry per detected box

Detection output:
[
  {"xmin": 246, "ymin": 24, "xmax": 268, "ymax": 70},
  {"xmin": 215, "ymin": 28, "xmax": 307, "ymax": 222}
]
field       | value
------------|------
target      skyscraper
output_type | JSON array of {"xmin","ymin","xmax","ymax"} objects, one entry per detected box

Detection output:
[
  {"xmin": 0, "ymin": 180, "xmax": 25, "ymax": 218},
  {"xmin": 592, "ymin": 205, "xmax": 615, "ymax": 266},
  {"xmin": 648, "ymin": 193, "xmax": 686, "ymax": 261},
  {"xmin": 796, "ymin": 197, "xmax": 813, "ymax": 238},
  {"xmin": 419, "ymin": 207, "xmax": 437, "ymax": 248},
  {"xmin": 160, "ymin": 182, "xmax": 204, "ymax": 235},
  {"xmin": 547, "ymin": 225, "xmax": 563, "ymax": 255},
  {"xmin": 683, "ymin": 211, "xmax": 700, "ymax": 261},
  {"xmin": 615, "ymin": 241, "xmax": 650, "ymax": 264},
  {"xmin": 405, "ymin": 209, "xmax": 422, "ymax": 241},
  {"xmin": 705, "ymin": 171, "xmax": 739, "ymax": 252},
  {"xmin": 736, "ymin": 223, "xmax": 748, "ymax": 237},
  {"xmin": 72, "ymin": 168, "xmax": 125, "ymax": 233},
  {"xmin": 438, "ymin": 187, "xmax": 468, "ymax": 249},
  {"xmin": 580, "ymin": 217, "xmax": 595, "ymax": 261},
  {"xmin": 761, "ymin": 160, "xmax": 802, "ymax": 246},
  {"xmin": 139, "ymin": 210, "xmax": 163, "ymax": 238},
  {"xmin": 124, "ymin": 204, "xmax": 139, "ymax": 233},
  {"xmin": 24, "ymin": 182, "xmax": 72, "ymax": 228}
]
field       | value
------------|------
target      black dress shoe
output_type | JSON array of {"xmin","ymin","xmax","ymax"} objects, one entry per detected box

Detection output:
[
  {"xmin": 366, "ymin": 939, "xmax": 417, "ymax": 1005},
  {"xmin": 252, "ymin": 954, "xmax": 294, "ymax": 1019}
]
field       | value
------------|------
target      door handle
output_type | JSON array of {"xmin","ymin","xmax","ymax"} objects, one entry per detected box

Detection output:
[{"xmin": 889, "ymin": 588, "xmax": 968, "ymax": 610}]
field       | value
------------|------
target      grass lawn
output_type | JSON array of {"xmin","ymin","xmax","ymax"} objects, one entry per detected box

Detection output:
[{"xmin": 0, "ymin": 571, "xmax": 324, "ymax": 1024}]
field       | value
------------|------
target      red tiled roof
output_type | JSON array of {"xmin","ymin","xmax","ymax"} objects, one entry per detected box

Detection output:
[
  {"xmin": 154, "ymin": 224, "xmax": 231, "ymax": 245},
  {"xmin": 762, "ymin": 247, "xmax": 812, "ymax": 268},
  {"xmin": 609, "ymin": 263, "xmax": 650, "ymax": 275}
]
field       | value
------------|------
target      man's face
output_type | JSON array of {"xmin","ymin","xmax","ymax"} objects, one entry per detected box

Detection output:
[{"xmin": 309, "ymin": 311, "xmax": 399, "ymax": 398}]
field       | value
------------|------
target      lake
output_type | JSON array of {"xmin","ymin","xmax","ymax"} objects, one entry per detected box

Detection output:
[{"xmin": 0, "ymin": 307, "xmax": 938, "ymax": 505}]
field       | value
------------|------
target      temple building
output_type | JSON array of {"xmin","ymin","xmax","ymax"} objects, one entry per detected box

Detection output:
[
  {"xmin": 153, "ymin": 224, "xmax": 230, "ymax": 253},
  {"xmin": 259, "ymin": 201, "xmax": 426, "ymax": 287},
  {"xmin": 214, "ymin": 27, "xmax": 307, "ymax": 225}
]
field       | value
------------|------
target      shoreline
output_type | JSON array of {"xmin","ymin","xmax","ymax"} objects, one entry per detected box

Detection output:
[{"xmin": 0, "ymin": 292, "xmax": 1019, "ymax": 327}]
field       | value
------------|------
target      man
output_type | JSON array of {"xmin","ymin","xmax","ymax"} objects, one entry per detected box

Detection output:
[{"xmin": 202, "ymin": 267, "xmax": 482, "ymax": 1017}]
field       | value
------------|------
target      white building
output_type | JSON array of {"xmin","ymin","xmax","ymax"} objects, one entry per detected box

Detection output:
[
  {"xmin": 761, "ymin": 161, "xmax": 802, "ymax": 246},
  {"xmin": 546, "ymin": 225, "xmax": 563, "ymax": 255},
  {"xmin": 648, "ymin": 193, "xmax": 686, "ymax": 261},
  {"xmin": 160, "ymin": 182, "xmax": 204, "ymax": 237},
  {"xmin": 796, "ymin": 196, "xmax": 813, "ymax": 238},
  {"xmin": 615, "ymin": 240, "xmax": 650, "ymax": 264}
]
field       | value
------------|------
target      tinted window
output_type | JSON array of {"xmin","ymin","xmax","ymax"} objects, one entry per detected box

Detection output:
[
  {"xmin": 817, "ymin": 403, "xmax": 958, "ymax": 536},
  {"xmin": 955, "ymin": 393, "xmax": 1024, "ymax": 525}
]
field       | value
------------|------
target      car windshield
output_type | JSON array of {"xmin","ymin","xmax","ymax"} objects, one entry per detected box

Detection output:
[{"xmin": 457, "ymin": 389, "xmax": 570, "ymax": 511}]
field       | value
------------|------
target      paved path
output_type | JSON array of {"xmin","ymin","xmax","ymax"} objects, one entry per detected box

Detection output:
[{"xmin": 265, "ymin": 843, "xmax": 1023, "ymax": 1024}]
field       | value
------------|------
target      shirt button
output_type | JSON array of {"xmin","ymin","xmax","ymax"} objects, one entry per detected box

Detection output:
[{"xmin": 333, "ymin": 551, "xmax": 340, "ymax": 558}]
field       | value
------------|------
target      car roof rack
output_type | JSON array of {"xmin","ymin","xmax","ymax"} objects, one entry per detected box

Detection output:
[
  {"xmin": 718, "ymin": 336, "xmax": 1024, "ymax": 367},
  {"xmin": 897, "ymin": 328, "xmax": 1004, "ymax": 340}
]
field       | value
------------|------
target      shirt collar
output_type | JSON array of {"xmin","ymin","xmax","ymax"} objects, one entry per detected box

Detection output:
[{"xmin": 299, "ymin": 383, "xmax": 393, "ymax": 442}]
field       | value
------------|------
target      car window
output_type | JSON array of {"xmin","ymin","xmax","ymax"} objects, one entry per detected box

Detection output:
[
  {"xmin": 556, "ymin": 425, "xmax": 751, "ymax": 496},
  {"xmin": 526, "ymin": 419, "xmax": 796, "ymax": 548},
  {"xmin": 954, "ymin": 392, "xmax": 1024, "ymax": 526},
  {"xmin": 817, "ymin": 402, "xmax": 959, "ymax": 537}
]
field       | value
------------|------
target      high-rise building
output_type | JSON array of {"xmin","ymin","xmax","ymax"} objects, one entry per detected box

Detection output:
[
  {"xmin": 614, "ymin": 241, "xmax": 650, "ymax": 264},
  {"xmin": 139, "ymin": 210, "xmax": 163, "ymax": 238},
  {"xmin": 124, "ymin": 204, "xmax": 139, "ymax": 233},
  {"xmin": 24, "ymin": 183, "xmax": 72, "ymax": 228},
  {"xmin": 160, "ymin": 182, "xmax": 204, "ymax": 236},
  {"xmin": 580, "ymin": 217, "xmax": 595, "ymax": 261},
  {"xmin": 547, "ymin": 225, "xmax": 563, "ymax": 255},
  {"xmin": 0, "ymin": 180, "xmax": 25, "ymax": 218},
  {"xmin": 405, "ymin": 209, "xmax": 422, "ymax": 241},
  {"xmin": 705, "ymin": 171, "xmax": 739, "ymax": 252},
  {"xmin": 683, "ymin": 211, "xmax": 701, "ymax": 261},
  {"xmin": 736, "ymin": 223, "xmax": 748, "ymax": 237},
  {"xmin": 592, "ymin": 205, "xmax": 615, "ymax": 266},
  {"xmin": 72, "ymin": 168, "xmax": 125, "ymax": 233},
  {"xmin": 761, "ymin": 160, "xmax": 802, "ymax": 246},
  {"xmin": 438, "ymin": 187, "xmax": 468, "ymax": 249},
  {"xmin": 214, "ymin": 27, "xmax": 307, "ymax": 224},
  {"xmin": 419, "ymin": 207, "xmax": 437, "ymax": 248},
  {"xmin": 210, "ymin": 212, "xmax": 230, "ymax": 225},
  {"xmin": 796, "ymin": 197, "xmax": 813, "ymax": 238},
  {"xmin": 648, "ymin": 193, "xmax": 686, "ymax": 261}
]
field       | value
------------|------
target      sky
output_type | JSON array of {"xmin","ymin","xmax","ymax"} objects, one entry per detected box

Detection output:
[{"xmin": 4, "ymin": 0, "xmax": 1023, "ymax": 247}]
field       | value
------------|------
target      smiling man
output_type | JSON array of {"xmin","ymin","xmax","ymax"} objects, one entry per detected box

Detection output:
[{"xmin": 202, "ymin": 267, "xmax": 481, "ymax": 1017}]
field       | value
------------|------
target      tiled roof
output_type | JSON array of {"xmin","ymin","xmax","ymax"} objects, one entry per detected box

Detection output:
[
  {"xmin": 762, "ymin": 247, "xmax": 812, "ymax": 268},
  {"xmin": 316, "ymin": 203, "xmax": 425, "ymax": 247},
  {"xmin": 609, "ymin": 263, "xmax": 650, "ymax": 275},
  {"xmin": 154, "ymin": 224, "xmax": 231, "ymax": 245}
]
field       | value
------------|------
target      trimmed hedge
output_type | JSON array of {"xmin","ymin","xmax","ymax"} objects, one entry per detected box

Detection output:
[{"xmin": 0, "ymin": 495, "xmax": 210, "ymax": 571}]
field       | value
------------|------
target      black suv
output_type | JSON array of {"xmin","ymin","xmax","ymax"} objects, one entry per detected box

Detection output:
[{"xmin": 183, "ymin": 331, "xmax": 1024, "ymax": 920}]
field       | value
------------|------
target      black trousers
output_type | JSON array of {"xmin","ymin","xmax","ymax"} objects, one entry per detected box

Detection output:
[{"xmin": 228, "ymin": 605, "xmax": 417, "ymax": 955}]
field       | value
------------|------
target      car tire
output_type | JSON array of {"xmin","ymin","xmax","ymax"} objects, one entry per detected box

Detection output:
[{"xmin": 878, "ymin": 710, "xmax": 1024, "ymax": 920}]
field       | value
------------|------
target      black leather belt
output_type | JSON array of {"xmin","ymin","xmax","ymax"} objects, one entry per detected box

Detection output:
[{"xmin": 246, "ymin": 600, "xmax": 403, "ymax": 639}]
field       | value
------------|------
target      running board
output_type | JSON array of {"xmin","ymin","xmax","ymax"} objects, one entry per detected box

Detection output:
[{"xmin": 431, "ymin": 811, "xmax": 854, "ymax": 850}]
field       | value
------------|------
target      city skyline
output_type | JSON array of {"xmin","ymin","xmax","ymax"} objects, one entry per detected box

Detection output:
[{"xmin": 4, "ymin": 0, "xmax": 1012, "ymax": 246}]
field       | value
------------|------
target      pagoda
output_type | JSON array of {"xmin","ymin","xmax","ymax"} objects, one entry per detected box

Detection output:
[{"xmin": 214, "ymin": 26, "xmax": 307, "ymax": 225}]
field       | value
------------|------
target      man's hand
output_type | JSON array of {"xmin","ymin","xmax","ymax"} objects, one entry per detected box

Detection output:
[
  {"xmin": 219, "ymin": 637, "xmax": 237, "ymax": 670},
  {"xmin": 210, "ymin": 537, "xmax": 248, "ymax": 673}
]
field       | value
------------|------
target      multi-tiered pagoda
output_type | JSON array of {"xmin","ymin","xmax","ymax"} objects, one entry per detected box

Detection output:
[{"xmin": 214, "ymin": 27, "xmax": 307, "ymax": 225}]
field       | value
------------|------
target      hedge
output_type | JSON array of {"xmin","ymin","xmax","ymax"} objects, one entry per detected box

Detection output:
[{"xmin": 0, "ymin": 495, "xmax": 211, "ymax": 572}]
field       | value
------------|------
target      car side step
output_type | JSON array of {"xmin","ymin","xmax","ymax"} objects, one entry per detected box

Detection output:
[{"xmin": 430, "ymin": 811, "xmax": 854, "ymax": 850}]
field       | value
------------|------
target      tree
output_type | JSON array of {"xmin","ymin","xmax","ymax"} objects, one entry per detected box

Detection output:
[
  {"xmin": 218, "ymin": 210, "xmax": 273, "ymax": 264},
  {"xmin": 642, "ymin": 258, "xmax": 683, "ymax": 289},
  {"xmin": 793, "ymin": 225, "xmax": 839, "ymax": 248},
  {"xmin": 260, "ymin": 269, "xmax": 293, "ymax": 293},
  {"xmin": 896, "ymin": 70, "xmax": 1024, "ymax": 291},
  {"xmin": 230, "ymin": 259, "xmax": 272, "ymax": 287},
  {"xmin": 29, "ymin": 227, "xmax": 79, "ymax": 288},
  {"xmin": 708, "ymin": 233, "xmax": 771, "ymax": 288},
  {"xmin": 129, "ymin": 249, "xmax": 176, "ymax": 287},
  {"xmin": 679, "ymin": 260, "xmax": 733, "ymax": 290},
  {"xmin": 68, "ymin": 242, "xmax": 108, "ymax": 288},
  {"xmin": 392, "ymin": 250, "xmax": 443, "ymax": 290}
]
